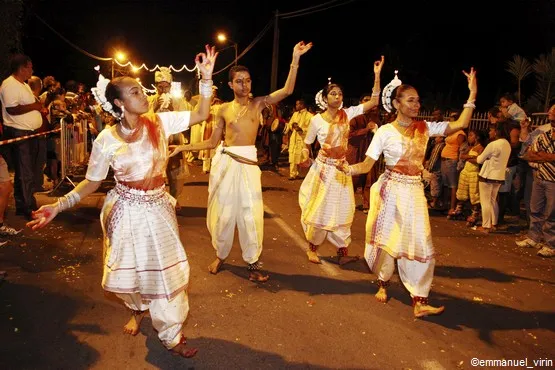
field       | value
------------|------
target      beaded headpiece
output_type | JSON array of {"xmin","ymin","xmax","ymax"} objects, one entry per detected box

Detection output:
[
  {"xmin": 315, "ymin": 77, "xmax": 343, "ymax": 110},
  {"xmin": 91, "ymin": 74, "xmax": 121, "ymax": 119},
  {"xmin": 382, "ymin": 70, "xmax": 402, "ymax": 113}
]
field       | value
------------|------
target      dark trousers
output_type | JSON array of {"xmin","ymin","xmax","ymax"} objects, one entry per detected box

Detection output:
[
  {"xmin": 269, "ymin": 133, "xmax": 282, "ymax": 166},
  {"xmin": 4, "ymin": 126, "xmax": 39, "ymax": 214},
  {"xmin": 34, "ymin": 136, "xmax": 47, "ymax": 192}
]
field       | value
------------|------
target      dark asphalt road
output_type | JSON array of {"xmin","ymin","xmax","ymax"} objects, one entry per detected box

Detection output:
[{"xmin": 0, "ymin": 163, "xmax": 553, "ymax": 369}]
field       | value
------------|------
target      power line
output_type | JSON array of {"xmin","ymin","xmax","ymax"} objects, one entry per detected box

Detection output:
[
  {"xmin": 213, "ymin": 19, "xmax": 273, "ymax": 76},
  {"xmin": 34, "ymin": 13, "xmax": 112, "ymax": 61},
  {"xmin": 279, "ymin": 0, "xmax": 344, "ymax": 17},
  {"xmin": 281, "ymin": 0, "xmax": 357, "ymax": 19}
]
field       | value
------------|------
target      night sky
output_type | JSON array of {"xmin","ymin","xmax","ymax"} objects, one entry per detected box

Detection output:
[{"xmin": 21, "ymin": 0, "xmax": 555, "ymax": 111}]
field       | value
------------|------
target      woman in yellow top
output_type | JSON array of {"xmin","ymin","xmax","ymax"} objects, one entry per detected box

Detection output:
[{"xmin": 449, "ymin": 129, "xmax": 488, "ymax": 225}]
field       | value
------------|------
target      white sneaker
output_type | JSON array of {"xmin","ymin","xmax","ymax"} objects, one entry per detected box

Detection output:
[
  {"xmin": 537, "ymin": 245, "xmax": 555, "ymax": 258},
  {"xmin": 0, "ymin": 225, "xmax": 22, "ymax": 236},
  {"xmin": 515, "ymin": 236, "xmax": 538, "ymax": 248}
]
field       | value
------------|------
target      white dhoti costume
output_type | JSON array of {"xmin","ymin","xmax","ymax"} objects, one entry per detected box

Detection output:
[
  {"xmin": 365, "ymin": 170, "xmax": 435, "ymax": 297},
  {"xmin": 364, "ymin": 120, "xmax": 449, "ymax": 298},
  {"xmin": 299, "ymin": 105, "xmax": 364, "ymax": 250},
  {"xmin": 86, "ymin": 111, "xmax": 193, "ymax": 349},
  {"xmin": 299, "ymin": 152, "xmax": 354, "ymax": 248},
  {"xmin": 207, "ymin": 144, "xmax": 263, "ymax": 264},
  {"xmin": 102, "ymin": 184, "xmax": 190, "ymax": 348}
]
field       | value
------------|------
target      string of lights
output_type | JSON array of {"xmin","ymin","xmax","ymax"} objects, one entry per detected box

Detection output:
[
  {"xmin": 35, "ymin": 13, "xmax": 198, "ymax": 74},
  {"xmin": 113, "ymin": 60, "xmax": 198, "ymax": 73}
]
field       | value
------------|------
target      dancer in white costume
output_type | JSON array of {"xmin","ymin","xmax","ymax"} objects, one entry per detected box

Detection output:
[
  {"xmin": 298, "ymin": 56, "xmax": 384, "ymax": 265},
  {"xmin": 27, "ymin": 46, "xmax": 218, "ymax": 357},
  {"xmin": 340, "ymin": 67, "xmax": 477, "ymax": 317},
  {"xmin": 170, "ymin": 41, "xmax": 312, "ymax": 282}
]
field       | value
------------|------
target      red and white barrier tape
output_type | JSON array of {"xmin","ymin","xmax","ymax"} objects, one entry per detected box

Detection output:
[{"xmin": 0, "ymin": 128, "xmax": 61, "ymax": 146}]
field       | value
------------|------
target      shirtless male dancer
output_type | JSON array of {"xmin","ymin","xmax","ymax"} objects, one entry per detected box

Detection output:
[{"xmin": 170, "ymin": 41, "xmax": 312, "ymax": 281}]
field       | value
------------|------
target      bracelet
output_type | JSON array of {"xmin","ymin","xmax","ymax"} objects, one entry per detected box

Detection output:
[
  {"xmin": 371, "ymin": 92, "xmax": 380, "ymax": 97},
  {"xmin": 199, "ymin": 79, "xmax": 213, "ymax": 98},
  {"xmin": 290, "ymin": 64, "xmax": 299, "ymax": 69},
  {"xmin": 467, "ymin": 99, "xmax": 476, "ymax": 104},
  {"xmin": 463, "ymin": 102, "xmax": 476, "ymax": 109},
  {"xmin": 57, "ymin": 191, "xmax": 81, "ymax": 212}
]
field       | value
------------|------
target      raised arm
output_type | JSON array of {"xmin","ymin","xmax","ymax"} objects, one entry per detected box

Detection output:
[
  {"xmin": 261, "ymin": 42, "xmax": 312, "ymax": 106},
  {"xmin": 444, "ymin": 67, "xmax": 478, "ymax": 136},
  {"xmin": 361, "ymin": 56, "xmax": 385, "ymax": 113},
  {"xmin": 189, "ymin": 45, "xmax": 218, "ymax": 125}
]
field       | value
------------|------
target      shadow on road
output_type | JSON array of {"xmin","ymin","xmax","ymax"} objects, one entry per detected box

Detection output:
[
  {"xmin": 177, "ymin": 206, "xmax": 207, "ymax": 218},
  {"xmin": 143, "ymin": 334, "xmax": 363, "ymax": 369},
  {"xmin": 262, "ymin": 186, "xmax": 289, "ymax": 192},
  {"xmin": 224, "ymin": 264, "xmax": 372, "ymax": 296},
  {"xmin": 435, "ymin": 265, "xmax": 555, "ymax": 286},
  {"xmin": 184, "ymin": 181, "xmax": 209, "ymax": 187},
  {"xmin": 426, "ymin": 290, "xmax": 555, "ymax": 344},
  {"xmin": 0, "ymin": 282, "xmax": 103, "ymax": 369},
  {"xmin": 223, "ymin": 264, "xmax": 555, "ymax": 346}
]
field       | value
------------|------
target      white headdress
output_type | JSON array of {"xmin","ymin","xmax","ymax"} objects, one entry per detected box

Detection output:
[
  {"xmin": 314, "ymin": 77, "xmax": 343, "ymax": 110},
  {"xmin": 381, "ymin": 70, "xmax": 402, "ymax": 113},
  {"xmin": 315, "ymin": 89, "xmax": 327, "ymax": 110},
  {"xmin": 91, "ymin": 74, "xmax": 121, "ymax": 119},
  {"xmin": 155, "ymin": 67, "xmax": 172, "ymax": 83}
]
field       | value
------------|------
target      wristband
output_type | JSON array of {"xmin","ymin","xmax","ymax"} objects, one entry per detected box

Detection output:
[
  {"xmin": 199, "ymin": 79, "xmax": 213, "ymax": 98},
  {"xmin": 57, "ymin": 191, "xmax": 81, "ymax": 212}
]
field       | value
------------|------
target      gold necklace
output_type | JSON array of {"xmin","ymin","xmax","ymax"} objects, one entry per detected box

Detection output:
[{"xmin": 232, "ymin": 100, "xmax": 249, "ymax": 123}]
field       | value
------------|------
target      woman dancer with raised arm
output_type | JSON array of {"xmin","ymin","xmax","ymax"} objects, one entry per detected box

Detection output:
[
  {"xmin": 27, "ymin": 46, "xmax": 218, "ymax": 357},
  {"xmin": 341, "ymin": 67, "xmax": 477, "ymax": 317},
  {"xmin": 298, "ymin": 56, "xmax": 384, "ymax": 265}
]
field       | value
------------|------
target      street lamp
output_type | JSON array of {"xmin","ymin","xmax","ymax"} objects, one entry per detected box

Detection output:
[
  {"xmin": 216, "ymin": 33, "xmax": 238, "ymax": 66},
  {"xmin": 111, "ymin": 51, "xmax": 127, "ymax": 79}
]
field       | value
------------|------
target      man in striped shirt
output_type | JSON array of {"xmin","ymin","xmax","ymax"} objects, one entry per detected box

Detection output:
[{"xmin": 516, "ymin": 104, "xmax": 555, "ymax": 257}]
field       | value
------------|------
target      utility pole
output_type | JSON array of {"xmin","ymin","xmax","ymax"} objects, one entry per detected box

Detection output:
[{"xmin": 270, "ymin": 10, "xmax": 279, "ymax": 92}]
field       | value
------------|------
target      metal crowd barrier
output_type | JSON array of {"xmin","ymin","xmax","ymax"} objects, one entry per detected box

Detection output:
[{"xmin": 50, "ymin": 117, "xmax": 89, "ymax": 193}]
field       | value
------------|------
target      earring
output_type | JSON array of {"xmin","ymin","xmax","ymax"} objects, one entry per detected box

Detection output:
[{"xmin": 121, "ymin": 105, "xmax": 125, "ymax": 120}]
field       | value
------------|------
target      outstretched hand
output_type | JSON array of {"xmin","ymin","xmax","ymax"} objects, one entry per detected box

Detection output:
[
  {"xmin": 169, "ymin": 144, "xmax": 187, "ymax": 158},
  {"xmin": 196, "ymin": 45, "xmax": 219, "ymax": 79},
  {"xmin": 293, "ymin": 41, "xmax": 313, "ymax": 58},
  {"xmin": 26, "ymin": 204, "xmax": 59, "ymax": 230},
  {"xmin": 374, "ymin": 55, "xmax": 385, "ymax": 74},
  {"xmin": 462, "ymin": 67, "xmax": 477, "ymax": 93}
]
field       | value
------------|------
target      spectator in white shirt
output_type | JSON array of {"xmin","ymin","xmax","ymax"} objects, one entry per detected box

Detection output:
[
  {"xmin": 469, "ymin": 122, "xmax": 511, "ymax": 233},
  {"xmin": 0, "ymin": 54, "xmax": 45, "ymax": 220}
]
